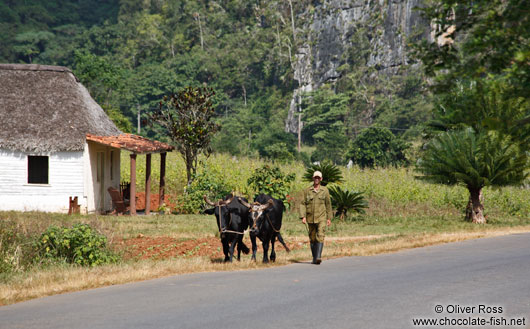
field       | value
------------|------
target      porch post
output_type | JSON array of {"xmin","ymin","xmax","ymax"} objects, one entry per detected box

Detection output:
[
  {"xmin": 159, "ymin": 152, "xmax": 167, "ymax": 208},
  {"xmin": 130, "ymin": 153, "xmax": 137, "ymax": 215},
  {"xmin": 145, "ymin": 153, "xmax": 152, "ymax": 215}
]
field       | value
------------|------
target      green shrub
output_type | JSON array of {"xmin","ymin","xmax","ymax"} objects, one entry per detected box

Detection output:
[
  {"xmin": 35, "ymin": 224, "xmax": 118, "ymax": 267},
  {"xmin": 179, "ymin": 162, "xmax": 234, "ymax": 214},
  {"xmin": 247, "ymin": 165, "xmax": 295, "ymax": 207},
  {"xmin": 328, "ymin": 185, "xmax": 368, "ymax": 220}
]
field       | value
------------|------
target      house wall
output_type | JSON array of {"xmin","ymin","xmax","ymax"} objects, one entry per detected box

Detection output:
[
  {"xmin": 0, "ymin": 144, "xmax": 121, "ymax": 214},
  {"xmin": 84, "ymin": 142, "xmax": 121, "ymax": 213},
  {"xmin": 0, "ymin": 148, "xmax": 86, "ymax": 213}
]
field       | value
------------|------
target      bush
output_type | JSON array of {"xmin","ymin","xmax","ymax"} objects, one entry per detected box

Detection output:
[
  {"xmin": 179, "ymin": 162, "xmax": 234, "ymax": 214},
  {"xmin": 35, "ymin": 224, "xmax": 118, "ymax": 267},
  {"xmin": 247, "ymin": 165, "xmax": 295, "ymax": 207}
]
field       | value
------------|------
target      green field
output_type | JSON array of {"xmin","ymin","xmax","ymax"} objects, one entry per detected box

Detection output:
[{"xmin": 120, "ymin": 152, "xmax": 530, "ymax": 219}]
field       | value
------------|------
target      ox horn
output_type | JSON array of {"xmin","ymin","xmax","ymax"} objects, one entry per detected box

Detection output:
[
  {"xmin": 203, "ymin": 195, "xmax": 218, "ymax": 206},
  {"xmin": 263, "ymin": 199, "xmax": 274, "ymax": 210},
  {"xmin": 224, "ymin": 194, "xmax": 235, "ymax": 205},
  {"xmin": 238, "ymin": 197, "xmax": 252, "ymax": 208}
]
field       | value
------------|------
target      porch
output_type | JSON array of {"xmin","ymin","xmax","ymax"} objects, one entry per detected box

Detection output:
[{"xmin": 86, "ymin": 133, "xmax": 174, "ymax": 215}]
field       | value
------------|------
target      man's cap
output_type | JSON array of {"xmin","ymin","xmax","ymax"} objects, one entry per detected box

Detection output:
[{"xmin": 313, "ymin": 171, "xmax": 323, "ymax": 178}]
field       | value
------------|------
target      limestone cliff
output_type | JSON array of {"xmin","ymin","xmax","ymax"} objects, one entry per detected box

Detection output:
[{"xmin": 285, "ymin": 0, "xmax": 430, "ymax": 133}]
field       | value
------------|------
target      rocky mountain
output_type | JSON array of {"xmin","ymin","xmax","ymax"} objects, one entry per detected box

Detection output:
[{"xmin": 285, "ymin": 0, "xmax": 430, "ymax": 133}]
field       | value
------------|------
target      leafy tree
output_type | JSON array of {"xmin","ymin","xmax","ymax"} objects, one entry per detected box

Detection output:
[
  {"xmin": 347, "ymin": 127, "xmax": 409, "ymax": 168},
  {"xmin": 104, "ymin": 106, "xmax": 133, "ymax": 133},
  {"xmin": 13, "ymin": 31, "xmax": 54, "ymax": 63},
  {"xmin": 303, "ymin": 162, "xmax": 343, "ymax": 186},
  {"xmin": 413, "ymin": 1, "xmax": 530, "ymax": 221},
  {"xmin": 301, "ymin": 88, "xmax": 350, "ymax": 145},
  {"xmin": 416, "ymin": 128, "xmax": 528, "ymax": 223},
  {"xmin": 427, "ymin": 79, "xmax": 529, "ymax": 149},
  {"xmin": 311, "ymin": 127, "xmax": 349, "ymax": 165},
  {"xmin": 328, "ymin": 186, "xmax": 368, "ymax": 220},
  {"xmin": 253, "ymin": 127, "xmax": 297, "ymax": 161},
  {"xmin": 412, "ymin": 0, "xmax": 529, "ymax": 98},
  {"xmin": 149, "ymin": 87, "xmax": 219, "ymax": 186},
  {"xmin": 73, "ymin": 50, "xmax": 124, "ymax": 106}
]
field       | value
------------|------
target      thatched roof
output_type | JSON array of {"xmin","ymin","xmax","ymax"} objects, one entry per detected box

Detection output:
[{"xmin": 0, "ymin": 64, "xmax": 121, "ymax": 153}]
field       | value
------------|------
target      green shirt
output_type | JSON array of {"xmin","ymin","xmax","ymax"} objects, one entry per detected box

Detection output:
[{"xmin": 300, "ymin": 185, "xmax": 333, "ymax": 223}]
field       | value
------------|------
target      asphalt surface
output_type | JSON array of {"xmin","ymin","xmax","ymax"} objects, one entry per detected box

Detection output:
[{"xmin": 2, "ymin": 233, "xmax": 530, "ymax": 329}]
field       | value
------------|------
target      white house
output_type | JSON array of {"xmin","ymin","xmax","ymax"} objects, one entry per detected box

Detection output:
[{"xmin": 0, "ymin": 64, "xmax": 173, "ymax": 214}]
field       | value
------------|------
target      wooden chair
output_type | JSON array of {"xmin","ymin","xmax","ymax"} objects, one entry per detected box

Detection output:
[
  {"xmin": 120, "ymin": 181, "xmax": 130, "ymax": 200},
  {"xmin": 107, "ymin": 187, "xmax": 130, "ymax": 215},
  {"xmin": 68, "ymin": 196, "xmax": 80, "ymax": 215}
]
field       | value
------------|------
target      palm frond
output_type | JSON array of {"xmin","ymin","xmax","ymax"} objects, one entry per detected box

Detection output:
[
  {"xmin": 328, "ymin": 185, "xmax": 368, "ymax": 219},
  {"xmin": 303, "ymin": 162, "xmax": 344, "ymax": 186},
  {"xmin": 416, "ymin": 128, "xmax": 529, "ymax": 189}
]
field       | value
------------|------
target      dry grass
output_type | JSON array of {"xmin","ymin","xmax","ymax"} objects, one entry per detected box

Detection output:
[{"xmin": 2, "ymin": 226, "xmax": 530, "ymax": 306}]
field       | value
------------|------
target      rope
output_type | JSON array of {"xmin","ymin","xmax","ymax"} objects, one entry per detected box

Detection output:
[{"xmin": 266, "ymin": 213, "xmax": 281, "ymax": 233}]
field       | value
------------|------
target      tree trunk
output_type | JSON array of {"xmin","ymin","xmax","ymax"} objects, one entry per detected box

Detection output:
[
  {"xmin": 467, "ymin": 188, "xmax": 486, "ymax": 224},
  {"xmin": 185, "ymin": 161, "xmax": 192, "ymax": 188},
  {"xmin": 183, "ymin": 149, "xmax": 193, "ymax": 188},
  {"xmin": 288, "ymin": 0, "xmax": 296, "ymax": 44},
  {"xmin": 197, "ymin": 13, "xmax": 204, "ymax": 50}
]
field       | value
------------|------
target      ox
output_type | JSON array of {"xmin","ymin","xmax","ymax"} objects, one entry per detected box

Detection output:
[
  {"xmin": 204, "ymin": 194, "xmax": 250, "ymax": 262},
  {"xmin": 239, "ymin": 194, "xmax": 290, "ymax": 263}
]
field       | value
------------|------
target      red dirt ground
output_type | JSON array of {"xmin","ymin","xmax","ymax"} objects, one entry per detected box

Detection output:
[
  {"xmin": 134, "ymin": 192, "xmax": 176, "ymax": 212},
  {"xmin": 117, "ymin": 235, "xmax": 301, "ymax": 261}
]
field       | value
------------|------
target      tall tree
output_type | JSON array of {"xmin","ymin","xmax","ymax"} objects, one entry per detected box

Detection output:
[
  {"xmin": 149, "ymin": 87, "xmax": 219, "ymax": 186},
  {"xmin": 413, "ymin": 0, "xmax": 530, "ymax": 222},
  {"xmin": 347, "ymin": 127, "xmax": 409, "ymax": 168},
  {"xmin": 13, "ymin": 31, "xmax": 54, "ymax": 63},
  {"xmin": 413, "ymin": 0, "xmax": 529, "ymax": 98}
]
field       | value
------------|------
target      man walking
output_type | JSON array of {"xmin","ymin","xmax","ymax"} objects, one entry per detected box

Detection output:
[{"xmin": 300, "ymin": 171, "xmax": 332, "ymax": 264}]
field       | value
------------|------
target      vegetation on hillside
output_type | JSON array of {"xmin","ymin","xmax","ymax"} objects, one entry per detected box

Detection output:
[
  {"xmin": 2, "ymin": 0, "xmax": 528, "ymax": 219},
  {"xmin": 2, "ymin": 0, "xmax": 431, "ymax": 164}
]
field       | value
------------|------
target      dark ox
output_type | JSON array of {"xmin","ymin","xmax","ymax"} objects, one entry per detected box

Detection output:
[
  {"xmin": 204, "ymin": 194, "xmax": 250, "ymax": 262},
  {"xmin": 239, "ymin": 194, "xmax": 290, "ymax": 263}
]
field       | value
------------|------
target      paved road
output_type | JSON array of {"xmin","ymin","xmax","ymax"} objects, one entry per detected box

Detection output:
[{"xmin": 2, "ymin": 233, "xmax": 530, "ymax": 329}]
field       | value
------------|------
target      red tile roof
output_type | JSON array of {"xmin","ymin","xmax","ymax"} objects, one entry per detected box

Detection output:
[{"xmin": 86, "ymin": 133, "xmax": 174, "ymax": 154}]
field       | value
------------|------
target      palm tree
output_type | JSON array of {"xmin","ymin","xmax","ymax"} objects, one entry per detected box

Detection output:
[
  {"xmin": 416, "ymin": 128, "xmax": 528, "ymax": 223},
  {"xmin": 328, "ymin": 186, "xmax": 368, "ymax": 220},
  {"xmin": 303, "ymin": 162, "xmax": 343, "ymax": 186}
]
